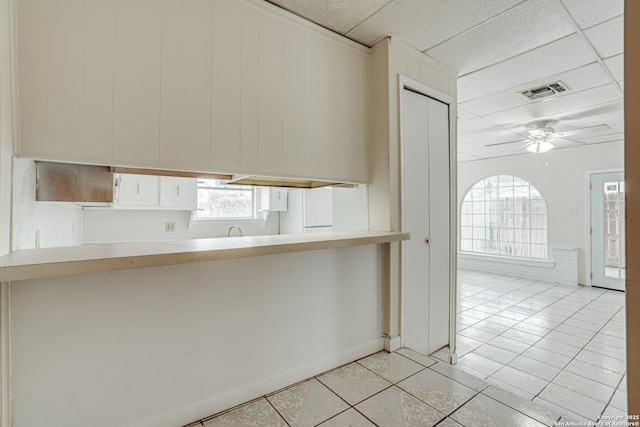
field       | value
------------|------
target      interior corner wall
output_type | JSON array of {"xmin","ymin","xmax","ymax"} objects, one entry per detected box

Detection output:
[
  {"xmin": 368, "ymin": 37, "xmax": 458, "ymax": 343},
  {"xmin": 457, "ymin": 141, "xmax": 624, "ymax": 285}
]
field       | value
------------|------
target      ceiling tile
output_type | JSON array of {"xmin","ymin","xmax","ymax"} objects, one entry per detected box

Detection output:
[
  {"xmin": 577, "ymin": 132, "xmax": 624, "ymax": 144},
  {"xmin": 459, "ymin": 62, "xmax": 610, "ymax": 116},
  {"xmin": 604, "ymin": 54, "xmax": 623, "ymax": 81},
  {"xmin": 561, "ymin": 0, "xmax": 623, "ymax": 29},
  {"xmin": 346, "ymin": 0, "xmax": 525, "ymax": 50},
  {"xmin": 484, "ymin": 84, "xmax": 622, "ymax": 126},
  {"xmin": 266, "ymin": 0, "xmax": 392, "ymax": 35},
  {"xmin": 458, "ymin": 131, "xmax": 524, "ymax": 150},
  {"xmin": 457, "ymin": 108, "xmax": 476, "ymax": 121},
  {"xmin": 458, "ymin": 117, "xmax": 499, "ymax": 135},
  {"xmin": 425, "ymin": 0, "xmax": 575, "ymax": 75},
  {"xmin": 458, "ymin": 153, "xmax": 485, "ymax": 162},
  {"xmin": 584, "ymin": 15, "xmax": 623, "ymax": 59},
  {"xmin": 458, "ymin": 34, "xmax": 596, "ymax": 102}
]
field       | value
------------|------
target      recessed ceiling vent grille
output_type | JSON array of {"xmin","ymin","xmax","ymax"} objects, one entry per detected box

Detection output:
[{"xmin": 520, "ymin": 81, "xmax": 569, "ymax": 100}]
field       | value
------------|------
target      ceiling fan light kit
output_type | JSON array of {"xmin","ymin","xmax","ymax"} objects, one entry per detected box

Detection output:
[{"xmin": 525, "ymin": 139, "xmax": 554, "ymax": 153}]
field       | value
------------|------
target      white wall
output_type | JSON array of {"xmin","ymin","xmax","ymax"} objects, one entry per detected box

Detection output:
[
  {"xmin": 11, "ymin": 245, "xmax": 383, "ymax": 427},
  {"xmin": 458, "ymin": 141, "xmax": 624, "ymax": 284},
  {"xmin": 0, "ymin": 0, "xmax": 14, "ymax": 256},
  {"xmin": 82, "ymin": 209, "xmax": 279, "ymax": 243}
]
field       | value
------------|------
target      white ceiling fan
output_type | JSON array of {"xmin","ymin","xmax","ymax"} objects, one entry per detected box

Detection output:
[{"xmin": 520, "ymin": 120, "xmax": 611, "ymax": 154}]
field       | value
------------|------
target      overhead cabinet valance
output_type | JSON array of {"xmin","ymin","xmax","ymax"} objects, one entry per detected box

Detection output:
[{"xmin": 15, "ymin": 0, "xmax": 370, "ymax": 184}]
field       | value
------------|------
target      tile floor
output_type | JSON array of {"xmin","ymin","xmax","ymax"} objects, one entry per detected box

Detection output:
[
  {"xmin": 441, "ymin": 269, "xmax": 627, "ymax": 425},
  {"xmin": 185, "ymin": 269, "xmax": 628, "ymax": 427}
]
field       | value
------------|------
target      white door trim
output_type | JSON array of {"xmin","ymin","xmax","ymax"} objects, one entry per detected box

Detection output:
[
  {"xmin": 398, "ymin": 75, "xmax": 457, "ymax": 361},
  {"xmin": 585, "ymin": 168, "xmax": 624, "ymax": 287}
]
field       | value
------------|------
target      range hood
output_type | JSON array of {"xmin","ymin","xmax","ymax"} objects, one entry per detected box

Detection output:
[
  {"xmin": 36, "ymin": 161, "xmax": 113, "ymax": 205},
  {"xmin": 227, "ymin": 175, "xmax": 353, "ymax": 189}
]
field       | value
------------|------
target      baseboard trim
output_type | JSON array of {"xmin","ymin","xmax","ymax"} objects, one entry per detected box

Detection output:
[
  {"xmin": 129, "ymin": 338, "xmax": 384, "ymax": 427},
  {"xmin": 384, "ymin": 335, "xmax": 402, "ymax": 352}
]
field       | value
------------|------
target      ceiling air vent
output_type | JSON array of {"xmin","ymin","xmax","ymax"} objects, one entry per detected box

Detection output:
[{"xmin": 520, "ymin": 81, "xmax": 569, "ymax": 100}]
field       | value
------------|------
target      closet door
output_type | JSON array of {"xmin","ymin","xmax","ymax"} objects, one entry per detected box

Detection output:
[{"xmin": 402, "ymin": 88, "xmax": 451, "ymax": 355}]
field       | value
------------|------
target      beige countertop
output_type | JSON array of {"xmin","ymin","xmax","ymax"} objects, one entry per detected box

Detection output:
[{"xmin": 0, "ymin": 231, "xmax": 410, "ymax": 282}]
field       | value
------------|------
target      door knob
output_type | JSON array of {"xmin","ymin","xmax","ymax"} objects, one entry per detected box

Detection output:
[{"xmin": 425, "ymin": 238, "xmax": 432, "ymax": 244}]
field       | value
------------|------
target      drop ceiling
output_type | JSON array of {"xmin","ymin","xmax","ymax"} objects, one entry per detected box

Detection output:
[{"xmin": 266, "ymin": 0, "xmax": 624, "ymax": 162}]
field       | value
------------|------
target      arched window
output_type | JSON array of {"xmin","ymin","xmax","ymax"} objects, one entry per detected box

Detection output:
[{"xmin": 460, "ymin": 175, "xmax": 548, "ymax": 259}]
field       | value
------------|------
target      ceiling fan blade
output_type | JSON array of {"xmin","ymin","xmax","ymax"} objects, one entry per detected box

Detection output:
[
  {"xmin": 485, "ymin": 139, "xmax": 528, "ymax": 147},
  {"xmin": 555, "ymin": 124, "xmax": 611, "ymax": 138},
  {"xmin": 552, "ymin": 137, "xmax": 586, "ymax": 147}
]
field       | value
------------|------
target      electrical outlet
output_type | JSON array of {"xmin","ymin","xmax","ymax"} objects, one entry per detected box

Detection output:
[{"xmin": 165, "ymin": 222, "xmax": 176, "ymax": 232}]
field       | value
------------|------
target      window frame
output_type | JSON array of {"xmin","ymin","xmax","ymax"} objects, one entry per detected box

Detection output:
[
  {"xmin": 193, "ymin": 179, "xmax": 260, "ymax": 222},
  {"xmin": 459, "ymin": 174, "xmax": 549, "ymax": 260}
]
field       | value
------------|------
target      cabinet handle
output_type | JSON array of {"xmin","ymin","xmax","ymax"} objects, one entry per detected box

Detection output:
[
  {"xmin": 177, "ymin": 186, "xmax": 180, "ymax": 196},
  {"xmin": 425, "ymin": 238, "xmax": 432, "ymax": 244},
  {"xmin": 136, "ymin": 183, "xmax": 140, "ymax": 194}
]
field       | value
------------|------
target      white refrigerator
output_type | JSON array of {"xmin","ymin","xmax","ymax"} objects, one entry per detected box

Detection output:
[{"xmin": 279, "ymin": 186, "xmax": 368, "ymax": 234}]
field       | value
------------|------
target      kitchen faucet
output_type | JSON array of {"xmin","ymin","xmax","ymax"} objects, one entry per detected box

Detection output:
[{"xmin": 227, "ymin": 225, "xmax": 243, "ymax": 237}]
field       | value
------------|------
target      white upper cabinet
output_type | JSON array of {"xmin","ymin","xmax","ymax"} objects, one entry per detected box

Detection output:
[
  {"xmin": 115, "ymin": 174, "xmax": 160, "ymax": 207},
  {"xmin": 211, "ymin": 0, "xmax": 242, "ymax": 171},
  {"xmin": 17, "ymin": 0, "xmax": 83, "ymax": 159},
  {"xmin": 159, "ymin": 177, "xmax": 197, "ymax": 209},
  {"xmin": 160, "ymin": 0, "xmax": 213, "ymax": 171},
  {"xmin": 16, "ymin": 0, "xmax": 370, "ymax": 184},
  {"xmin": 112, "ymin": 0, "xmax": 162, "ymax": 167}
]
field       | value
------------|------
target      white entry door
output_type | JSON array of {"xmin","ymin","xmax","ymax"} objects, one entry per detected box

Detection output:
[
  {"xmin": 590, "ymin": 171, "xmax": 625, "ymax": 291},
  {"xmin": 402, "ymin": 88, "xmax": 451, "ymax": 355}
]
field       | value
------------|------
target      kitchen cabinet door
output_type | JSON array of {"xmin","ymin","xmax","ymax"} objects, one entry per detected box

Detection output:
[
  {"xmin": 159, "ymin": 177, "xmax": 197, "ymax": 210},
  {"xmin": 115, "ymin": 174, "xmax": 159, "ymax": 207},
  {"xmin": 81, "ymin": 0, "xmax": 115, "ymax": 161},
  {"xmin": 211, "ymin": 0, "xmax": 242, "ymax": 171},
  {"xmin": 160, "ymin": 0, "xmax": 212, "ymax": 171},
  {"xmin": 17, "ymin": 0, "xmax": 83, "ymax": 159},
  {"xmin": 112, "ymin": 0, "xmax": 162, "ymax": 167},
  {"xmin": 240, "ymin": 5, "xmax": 260, "ymax": 172},
  {"xmin": 258, "ymin": 12, "xmax": 284, "ymax": 175},
  {"xmin": 281, "ymin": 20, "xmax": 307, "ymax": 177}
]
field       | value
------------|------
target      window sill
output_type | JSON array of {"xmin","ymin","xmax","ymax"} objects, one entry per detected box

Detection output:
[{"xmin": 458, "ymin": 251, "xmax": 555, "ymax": 268}]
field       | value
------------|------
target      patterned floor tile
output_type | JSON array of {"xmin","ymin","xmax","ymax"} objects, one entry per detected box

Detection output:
[
  {"xmin": 451, "ymin": 394, "xmax": 547, "ymax": 427},
  {"xmin": 397, "ymin": 368, "xmax": 477, "ymax": 415},
  {"xmin": 317, "ymin": 362, "xmax": 391, "ymax": 405},
  {"xmin": 317, "ymin": 409, "xmax": 376, "ymax": 427},
  {"xmin": 267, "ymin": 378, "xmax": 348, "ymax": 427},
  {"xmin": 355, "ymin": 386, "xmax": 445, "ymax": 427},
  {"xmin": 202, "ymin": 398, "xmax": 287, "ymax": 427},
  {"xmin": 357, "ymin": 351, "xmax": 424, "ymax": 383},
  {"xmin": 436, "ymin": 417, "xmax": 464, "ymax": 427}
]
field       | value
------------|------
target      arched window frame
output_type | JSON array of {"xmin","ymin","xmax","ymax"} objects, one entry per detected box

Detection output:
[{"xmin": 460, "ymin": 174, "xmax": 548, "ymax": 259}]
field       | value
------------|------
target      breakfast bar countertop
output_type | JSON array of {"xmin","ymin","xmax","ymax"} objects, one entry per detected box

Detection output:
[{"xmin": 0, "ymin": 231, "xmax": 410, "ymax": 282}]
